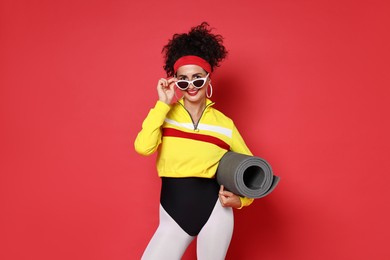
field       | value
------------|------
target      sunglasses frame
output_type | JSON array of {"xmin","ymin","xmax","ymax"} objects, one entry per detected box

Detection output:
[{"xmin": 174, "ymin": 74, "xmax": 210, "ymax": 90}]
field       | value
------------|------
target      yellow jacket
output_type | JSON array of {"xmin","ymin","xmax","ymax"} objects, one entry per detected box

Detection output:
[{"xmin": 135, "ymin": 99, "xmax": 254, "ymax": 208}]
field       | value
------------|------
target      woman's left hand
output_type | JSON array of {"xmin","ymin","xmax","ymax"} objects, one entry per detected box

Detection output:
[{"xmin": 218, "ymin": 185, "xmax": 242, "ymax": 209}]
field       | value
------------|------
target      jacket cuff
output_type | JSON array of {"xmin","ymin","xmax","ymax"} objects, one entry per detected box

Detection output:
[
  {"xmin": 238, "ymin": 196, "xmax": 254, "ymax": 209},
  {"xmin": 155, "ymin": 100, "xmax": 171, "ymax": 113}
]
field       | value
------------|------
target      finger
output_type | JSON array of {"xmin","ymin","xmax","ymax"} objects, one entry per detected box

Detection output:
[
  {"xmin": 219, "ymin": 194, "xmax": 227, "ymax": 207},
  {"xmin": 220, "ymin": 185, "xmax": 234, "ymax": 197},
  {"xmin": 158, "ymin": 78, "xmax": 168, "ymax": 87},
  {"xmin": 222, "ymin": 190, "xmax": 234, "ymax": 197},
  {"xmin": 219, "ymin": 185, "xmax": 224, "ymax": 194},
  {"xmin": 167, "ymin": 77, "xmax": 178, "ymax": 84},
  {"xmin": 168, "ymin": 81, "xmax": 176, "ymax": 90},
  {"xmin": 167, "ymin": 79, "xmax": 177, "ymax": 90}
]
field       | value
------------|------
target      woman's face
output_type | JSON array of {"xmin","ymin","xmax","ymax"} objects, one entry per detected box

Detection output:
[{"xmin": 175, "ymin": 65, "xmax": 210, "ymax": 104}]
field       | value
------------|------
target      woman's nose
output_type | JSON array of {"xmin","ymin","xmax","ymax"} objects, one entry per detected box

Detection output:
[{"xmin": 188, "ymin": 82, "xmax": 196, "ymax": 89}]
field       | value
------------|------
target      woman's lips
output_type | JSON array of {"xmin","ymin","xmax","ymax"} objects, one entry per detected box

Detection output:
[{"xmin": 187, "ymin": 89, "xmax": 198, "ymax": 96}]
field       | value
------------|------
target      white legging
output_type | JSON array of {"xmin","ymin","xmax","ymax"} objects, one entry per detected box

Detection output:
[{"xmin": 141, "ymin": 200, "xmax": 234, "ymax": 260}]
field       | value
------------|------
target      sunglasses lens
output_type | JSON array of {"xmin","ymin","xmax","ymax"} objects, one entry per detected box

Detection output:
[
  {"xmin": 176, "ymin": 81, "xmax": 189, "ymax": 89},
  {"xmin": 193, "ymin": 79, "xmax": 205, "ymax": 88}
]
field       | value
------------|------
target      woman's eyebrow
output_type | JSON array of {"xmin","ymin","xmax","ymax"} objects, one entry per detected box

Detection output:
[{"xmin": 177, "ymin": 73, "xmax": 203, "ymax": 78}]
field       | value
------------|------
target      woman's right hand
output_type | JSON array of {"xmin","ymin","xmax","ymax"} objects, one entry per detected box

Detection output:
[{"xmin": 157, "ymin": 77, "xmax": 177, "ymax": 104}]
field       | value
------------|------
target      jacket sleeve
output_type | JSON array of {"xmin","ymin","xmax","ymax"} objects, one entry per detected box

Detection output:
[
  {"xmin": 134, "ymin": 101, "xmax": 171, "ymax": 156},
  {"xmin": 230, "ymin": 125, "xmax": 255, "ymax": 208}
]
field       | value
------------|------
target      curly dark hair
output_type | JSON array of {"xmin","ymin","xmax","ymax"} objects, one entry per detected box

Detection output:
[{"xmin": 162, "ymin": 22, "xmax": 228, "ymax": 77}]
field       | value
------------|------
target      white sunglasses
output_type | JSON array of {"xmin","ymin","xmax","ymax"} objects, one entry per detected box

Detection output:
[{"xmin": 175, "ymin": 74, "xmax": 209, "ymax": 90}]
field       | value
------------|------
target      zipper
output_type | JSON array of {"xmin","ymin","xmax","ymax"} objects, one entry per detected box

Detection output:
[{"xmin": 178, "ymin": 101, "xmax": 214, "ymax": 131}]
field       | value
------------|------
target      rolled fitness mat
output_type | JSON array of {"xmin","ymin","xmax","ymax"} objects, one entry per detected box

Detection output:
[{"xmin": 216, "ymin": 151, "xmax": 280, "ymax": 199}]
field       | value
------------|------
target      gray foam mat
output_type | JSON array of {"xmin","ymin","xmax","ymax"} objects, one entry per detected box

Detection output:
[{"xmin": 216, "ymin": 151, "xmax": 280, "ymax": 198}]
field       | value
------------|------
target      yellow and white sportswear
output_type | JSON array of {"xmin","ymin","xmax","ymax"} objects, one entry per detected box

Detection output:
[{"xmin": 134, "ymin": 99, "xmax": 254, "ymax": 208}]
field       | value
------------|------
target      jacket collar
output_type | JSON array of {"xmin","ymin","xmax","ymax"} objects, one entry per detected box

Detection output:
[{"xmin": 177, "ymin": 98, "xmax": 215, "ymax": 107}]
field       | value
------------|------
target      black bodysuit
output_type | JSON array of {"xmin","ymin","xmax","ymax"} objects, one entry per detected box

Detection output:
[{"xmin": 160, "ymin": 177, "xmax": 220, "ymax": 236}]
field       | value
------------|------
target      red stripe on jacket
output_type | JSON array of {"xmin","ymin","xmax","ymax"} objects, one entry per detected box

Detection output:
[{"xmin": 162, "ymin": 128, "xmax": 230, "ymax": 151}]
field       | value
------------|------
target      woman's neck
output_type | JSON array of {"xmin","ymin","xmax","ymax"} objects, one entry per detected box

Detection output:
[{"xmin": 184, "ymin": 99, "xmax": 206, "ymax": 123}]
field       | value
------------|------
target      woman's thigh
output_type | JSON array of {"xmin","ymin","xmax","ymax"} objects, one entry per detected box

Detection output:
[
  {"xmin": 141, "ymin": 204, "xmax": 194, "ymax": 260},
  {"xmin": 197, "ymin": 200, "xmax": 234, "ymax": 260}
]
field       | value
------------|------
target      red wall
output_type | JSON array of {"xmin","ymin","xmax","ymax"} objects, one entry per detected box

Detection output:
[{"xmin": 1, "ymin": 0, "xmax": 389, "ymax": 259}]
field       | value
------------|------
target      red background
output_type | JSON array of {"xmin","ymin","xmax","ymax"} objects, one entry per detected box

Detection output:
[{"xmin": 1, "ymin": 0, "xmax": 389, "ymax": 259}]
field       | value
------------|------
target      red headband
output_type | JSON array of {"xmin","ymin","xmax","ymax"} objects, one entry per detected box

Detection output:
[{"xmin": 173, "ymin": 55, "xmax": 212, "ymax": 74}]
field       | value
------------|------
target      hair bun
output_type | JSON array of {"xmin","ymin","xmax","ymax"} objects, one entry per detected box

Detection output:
[{"xmin": 162, "ymin": 22, "xmax": 228, "ymax": 76}]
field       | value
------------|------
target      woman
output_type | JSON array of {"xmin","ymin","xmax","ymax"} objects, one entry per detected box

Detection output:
[{"xmin": 134, "ymin": 22, "xmax": 254, "ymax": 260}]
